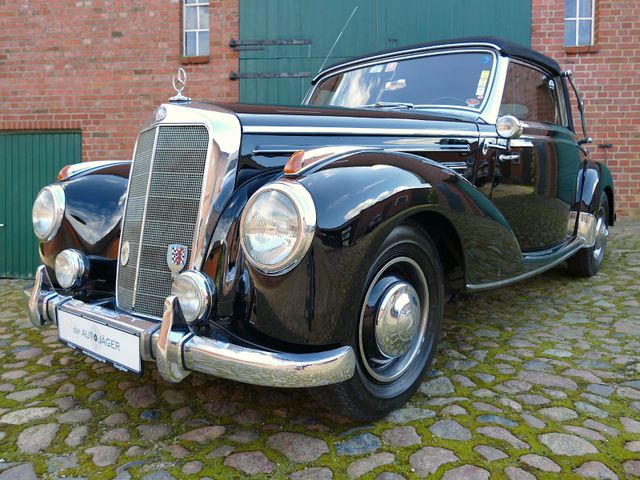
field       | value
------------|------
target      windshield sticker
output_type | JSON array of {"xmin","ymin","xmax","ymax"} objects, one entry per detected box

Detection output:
[
  {"xmin": 548, "ymin": 79, "xmax": 556, "ymax": 90},
  {"xmin": 385, "ymin": 62, "xmax": 397, "ymax": 72},
  {"xmin": 466, "ymin": 98, "xmax": 481, "ymax": 107},
  {"xmin": 475, "ymin": 69, "xmax": 491, "ymax": 97},
  {"xmin": 482, "ymin": 55, "xmax": 491, "ymax": 64},
  {"xmin": 369, "ymin": 65, "xmax": 384, "ymax": 73},
  {"xmin": 384, "ymin": 79, "xmax": 406, "ymax": 91}
]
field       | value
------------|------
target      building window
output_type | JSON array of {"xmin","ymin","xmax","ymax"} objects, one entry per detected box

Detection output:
[
  {"xmin": 183, "ymin": 0, "xmax": 209, "ymax": 57},
  {"xmin": 564, "ymin": 0, "xmax": 595, "ymax": 46}
]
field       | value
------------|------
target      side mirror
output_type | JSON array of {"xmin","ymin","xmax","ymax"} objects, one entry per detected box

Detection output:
[{"xmin": 496, "ymin": 115, "xmax": 523, "ymax": 139}]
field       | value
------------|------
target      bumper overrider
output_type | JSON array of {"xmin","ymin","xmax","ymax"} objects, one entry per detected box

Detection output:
[{"xmin": 24, "ymin": 265, "xmax": 355, "ymax": 388}]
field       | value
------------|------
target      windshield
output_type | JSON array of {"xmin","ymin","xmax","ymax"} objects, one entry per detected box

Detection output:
[{"xmin": 307, "ymin": 51, "xmax": 496, "ymax": 111}]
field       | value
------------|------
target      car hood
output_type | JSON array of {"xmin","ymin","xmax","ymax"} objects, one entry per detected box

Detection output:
[{"xmin": 193, "ymin": 102, "xmax": 480, "ymax": 137}]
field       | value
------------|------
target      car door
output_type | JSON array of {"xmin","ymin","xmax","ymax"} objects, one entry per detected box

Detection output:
[{"xmin": 477, "ymin": 60, "xmax": 581, "ymax": 252}]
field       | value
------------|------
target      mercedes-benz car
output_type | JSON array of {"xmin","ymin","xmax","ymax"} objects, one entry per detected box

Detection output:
[{"xmin": 25, "ymin": 37, "xmax": 614, "ymax": 420}]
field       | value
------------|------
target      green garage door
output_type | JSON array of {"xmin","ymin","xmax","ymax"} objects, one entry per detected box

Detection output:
[
  {"xmin": 238, "ymin": 0, "xmax": 532, "ymax": 105},
  {"xmin": 0, "ymin": 131, "xmax": 81, "ymax": 278}
]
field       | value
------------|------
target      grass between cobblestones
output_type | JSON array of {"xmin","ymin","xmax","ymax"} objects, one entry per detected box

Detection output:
[{"xmin": 0, "ymin": 222, "xmax": 638, "ymax": 479}]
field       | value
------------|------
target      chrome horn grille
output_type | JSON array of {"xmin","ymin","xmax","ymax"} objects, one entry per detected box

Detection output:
[{"xmin": 116, "ymin": 124, "xmax": 210, "ymax": 318}]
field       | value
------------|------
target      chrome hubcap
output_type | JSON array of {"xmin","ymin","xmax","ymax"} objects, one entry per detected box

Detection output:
[
  {"xmin": 359, "ymin": 256, "xmax": 429, "ymax": 383},
  {"xmin": 375, "ymin": 283, "xmax": 420, "ymax": 358},
  {"xmin": 593, "ymin": 209, "xmax": 608, "ymax": 263}
]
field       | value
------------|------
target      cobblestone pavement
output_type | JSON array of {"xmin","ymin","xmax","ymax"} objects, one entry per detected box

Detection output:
[{"xmin": 1, "ymin": 223, "xmax": 640, "ymax": 479}]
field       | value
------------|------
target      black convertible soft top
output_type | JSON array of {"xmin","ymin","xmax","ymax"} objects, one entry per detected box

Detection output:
[{"xmin": 314, "ymin": 36, "xmax": 562, "ymax": 82}]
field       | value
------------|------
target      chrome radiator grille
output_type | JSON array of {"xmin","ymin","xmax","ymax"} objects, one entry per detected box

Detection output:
[{"xmin": 117, "ymin": 124, "xmax": 209, "ymax": 318}]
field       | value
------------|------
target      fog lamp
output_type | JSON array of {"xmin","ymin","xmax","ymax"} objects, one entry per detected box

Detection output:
[
  {"xmin": 55, "ymin": 249, "xmax": 89, "ymax": 289},
  {"xmin": 171, "ymin": 270, "xmax": 215, "ymax": 324}
]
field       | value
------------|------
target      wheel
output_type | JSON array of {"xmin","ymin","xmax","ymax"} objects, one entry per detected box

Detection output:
[
  {"xmin": 311, "ymin": 223, "xmax": 444, "ymax": 420},
  {"xmin": 567, "ymin": 194, "xmax": 610, "ymax": 277}
]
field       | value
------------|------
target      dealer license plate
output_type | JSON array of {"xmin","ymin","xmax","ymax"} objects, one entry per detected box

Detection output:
[{"xmin": 57, "ymin": 309, "xmax": 142, "ymax": 373}]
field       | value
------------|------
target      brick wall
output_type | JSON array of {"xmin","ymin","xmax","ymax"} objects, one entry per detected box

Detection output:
[
  {"xmin": 2, "ymin": 1, "xmax": 638, "ymax": 216},
  {"xmin": 0, "ymin": 0, "xmax": 238, "ymax": 162},
  {"xmin": 532, "ymin": 0, "xmax": 640, "ymax": 217}
]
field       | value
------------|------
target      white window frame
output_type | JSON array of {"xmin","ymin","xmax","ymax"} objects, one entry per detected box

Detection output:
[
  {"xmin": 183, "ymin": 0, "xmax": 209, "ymax": 57},
  {"xmin": 565, "ymin": 0, "xmax": 595, "ymax": 46}
]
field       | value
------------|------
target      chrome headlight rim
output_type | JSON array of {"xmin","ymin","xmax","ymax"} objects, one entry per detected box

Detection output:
[
  {"xmin": 240, "ymin": 180, "xmax": 316, "ymax": 275},
  {"xmin": 54, "ymin": 249, "xmax": 89, "ymax": 290},
  {"xmin": 171, "ymin": 270, "xmax": 215, "ymax": 325},
  {"xmin": 32, "ymin": 185, "xmax": 66, "ymax": 242}
]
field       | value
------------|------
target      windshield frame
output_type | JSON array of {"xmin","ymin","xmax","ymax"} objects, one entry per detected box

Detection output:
[{"xmin": 304, "ymin": 47, "xmax": 502, "ymax": 120}]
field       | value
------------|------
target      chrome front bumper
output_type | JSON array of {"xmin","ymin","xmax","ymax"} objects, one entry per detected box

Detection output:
[{"xmin": 24, "ymin": 265, "xmax": 355, "ymax": 388}]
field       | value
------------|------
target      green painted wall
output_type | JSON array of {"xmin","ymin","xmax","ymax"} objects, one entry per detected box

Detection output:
[
  {"xmin": 239, "ymin": 0, "xmax": 532, "ymax": 105},
  {"xmin": 0, "ymin": 131, "xmax": 81, "ymax": 278}
]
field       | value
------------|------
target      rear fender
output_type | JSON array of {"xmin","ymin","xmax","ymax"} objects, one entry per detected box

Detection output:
[{"xmin": 576, "ymin": 160, "xmax": 615, "ymax": 224}]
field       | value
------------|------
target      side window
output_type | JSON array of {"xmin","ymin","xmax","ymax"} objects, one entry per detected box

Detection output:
[{"xmin": 500, "ymin": 62, "xmax": 561, "ymax": 125}]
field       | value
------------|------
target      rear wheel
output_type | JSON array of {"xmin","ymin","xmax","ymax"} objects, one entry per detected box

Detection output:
[
  {"xmin": 567, "ymin": 194, "xmax": 610, "ymax": 277},
  {"xmin": 312, "ymin": 223, "xmax": 444, "ymax": 420}
]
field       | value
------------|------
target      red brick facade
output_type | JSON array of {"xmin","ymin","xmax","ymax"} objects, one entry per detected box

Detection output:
[
  {"xmin": 0, "ymin": 0, "xmax": 238, "ymax": 160},
  {"xmin": 532, "ymin": 0, "xmax": 640, "ymax": 217},
  {"xmin": 1, "ymin": 1, "xmax": 638, "ymax": 215}
]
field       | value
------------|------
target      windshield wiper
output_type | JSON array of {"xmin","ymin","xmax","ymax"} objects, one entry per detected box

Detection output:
[{"xmin": 362, "ymin": 101, "xmax": 414, "ymax": 110}]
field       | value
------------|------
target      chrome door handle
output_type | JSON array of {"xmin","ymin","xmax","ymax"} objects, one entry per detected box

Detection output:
[{"xmin": 498, "ymin": 154, "xmax": 520, "ymax": 162}]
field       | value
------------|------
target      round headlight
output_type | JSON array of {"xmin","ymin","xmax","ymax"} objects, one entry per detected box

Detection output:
[
  {"xmin": 171, "ymin": 270, "xmax": 214, "ymax": 324},
  {"xmin": 240, "ymin": 181, "xmax": 316, "ymax": 274},
  {"xmin": 55, "ymin": 249, "xmax": 88, "ymax": 289},
  {"xmin": 496, "ymin": 115, "xmax": 523, "ymax": 139},
  {"xmin": 32, "ymin": 185, "xmax": 65, "ymax": 241}
]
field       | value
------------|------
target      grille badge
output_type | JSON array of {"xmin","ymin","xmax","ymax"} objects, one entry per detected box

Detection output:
[
  {"xmin": 120, "ymin": 241, "xmax": 130, "ymax": 266},
  {"xmin": 167, "ymin": 244, "xmax": 188, "ymax": 275}
]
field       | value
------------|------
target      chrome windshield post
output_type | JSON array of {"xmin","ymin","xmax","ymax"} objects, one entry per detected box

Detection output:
[{"xmin": 562, "ymin": 70, "xmax": 592, "ymax": 145}]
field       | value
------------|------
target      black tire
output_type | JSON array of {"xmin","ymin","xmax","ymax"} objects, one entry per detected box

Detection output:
[
  {"xmin": 311, "ymin": 223, "xmax": 444, "ymax": 421},
  {"xmin": 567, "ymin": 194, "xmax": 610, "ymax": 277}
]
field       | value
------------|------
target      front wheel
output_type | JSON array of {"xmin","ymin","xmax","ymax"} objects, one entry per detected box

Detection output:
[
  {"xmin": 311, "ymin": 223, "xmax": 444, "ymax": 420},
  {"xmin": 567, "ymin": 194, "xmax": 610, "ymax": 277}
]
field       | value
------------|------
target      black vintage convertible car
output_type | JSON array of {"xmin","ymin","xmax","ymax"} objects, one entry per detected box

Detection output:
[{"xmin": 26, "ymin": 37, "xmax": 614, "ymax": 420}]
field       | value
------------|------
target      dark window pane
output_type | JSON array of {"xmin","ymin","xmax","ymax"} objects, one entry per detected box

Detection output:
[
  {"xmin": 500, "ymin": 62, "xmax": 559, "ymax": 124},
  {"xmin": 565, "ymin": 0, "xmax": 577, "ymax": 17},
  {"xmin": 198, "ymin": 31, "xmax": 209, "ymax": 56},
  {"xmin": 579, "ymin": 0, "xmax": 592, "ymax": 17},
  {"xmin": 198, "ymin": 6, "xmax": 209, "ymax": 29},
  {"xmin": 564, "ymin": 19, "xmax": 577, "ymax": 46},
  {"xmin": 185, "ymin": 31, "xmax": 197, "ymax": 56},
  {"xmin": 185, "ymin": 6, "xmax": 197, "ymax": 30},
  {"xmin": 578, "ymin": 19, "xmax": 592, "ymax": 45}
]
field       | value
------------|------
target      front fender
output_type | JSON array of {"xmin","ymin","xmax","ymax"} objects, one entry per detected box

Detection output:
[
  {"xmin": 40, "ymin": 162, "xmax": 130, "ymax": 272},
  {"xmin": 245, "ymin": 150, "xmax": 523, "ymax": 346}
]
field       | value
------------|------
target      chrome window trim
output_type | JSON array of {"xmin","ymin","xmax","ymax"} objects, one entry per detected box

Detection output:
[
  {"xmin": 311, "ymin": 41, "xmax": 506, "ymax": 83},
  {"xmin": 304, "ymin": 48, "xmax": 502, "ymax": 123}
]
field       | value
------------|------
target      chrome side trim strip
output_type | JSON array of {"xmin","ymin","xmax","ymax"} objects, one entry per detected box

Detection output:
[
  {"xmin": 242, "ymin": 125, "xmax": 478, "ymax": 137},
  {"xmin": 465, "ymin": 238, "xmax": 585, "ymax": 291}
]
